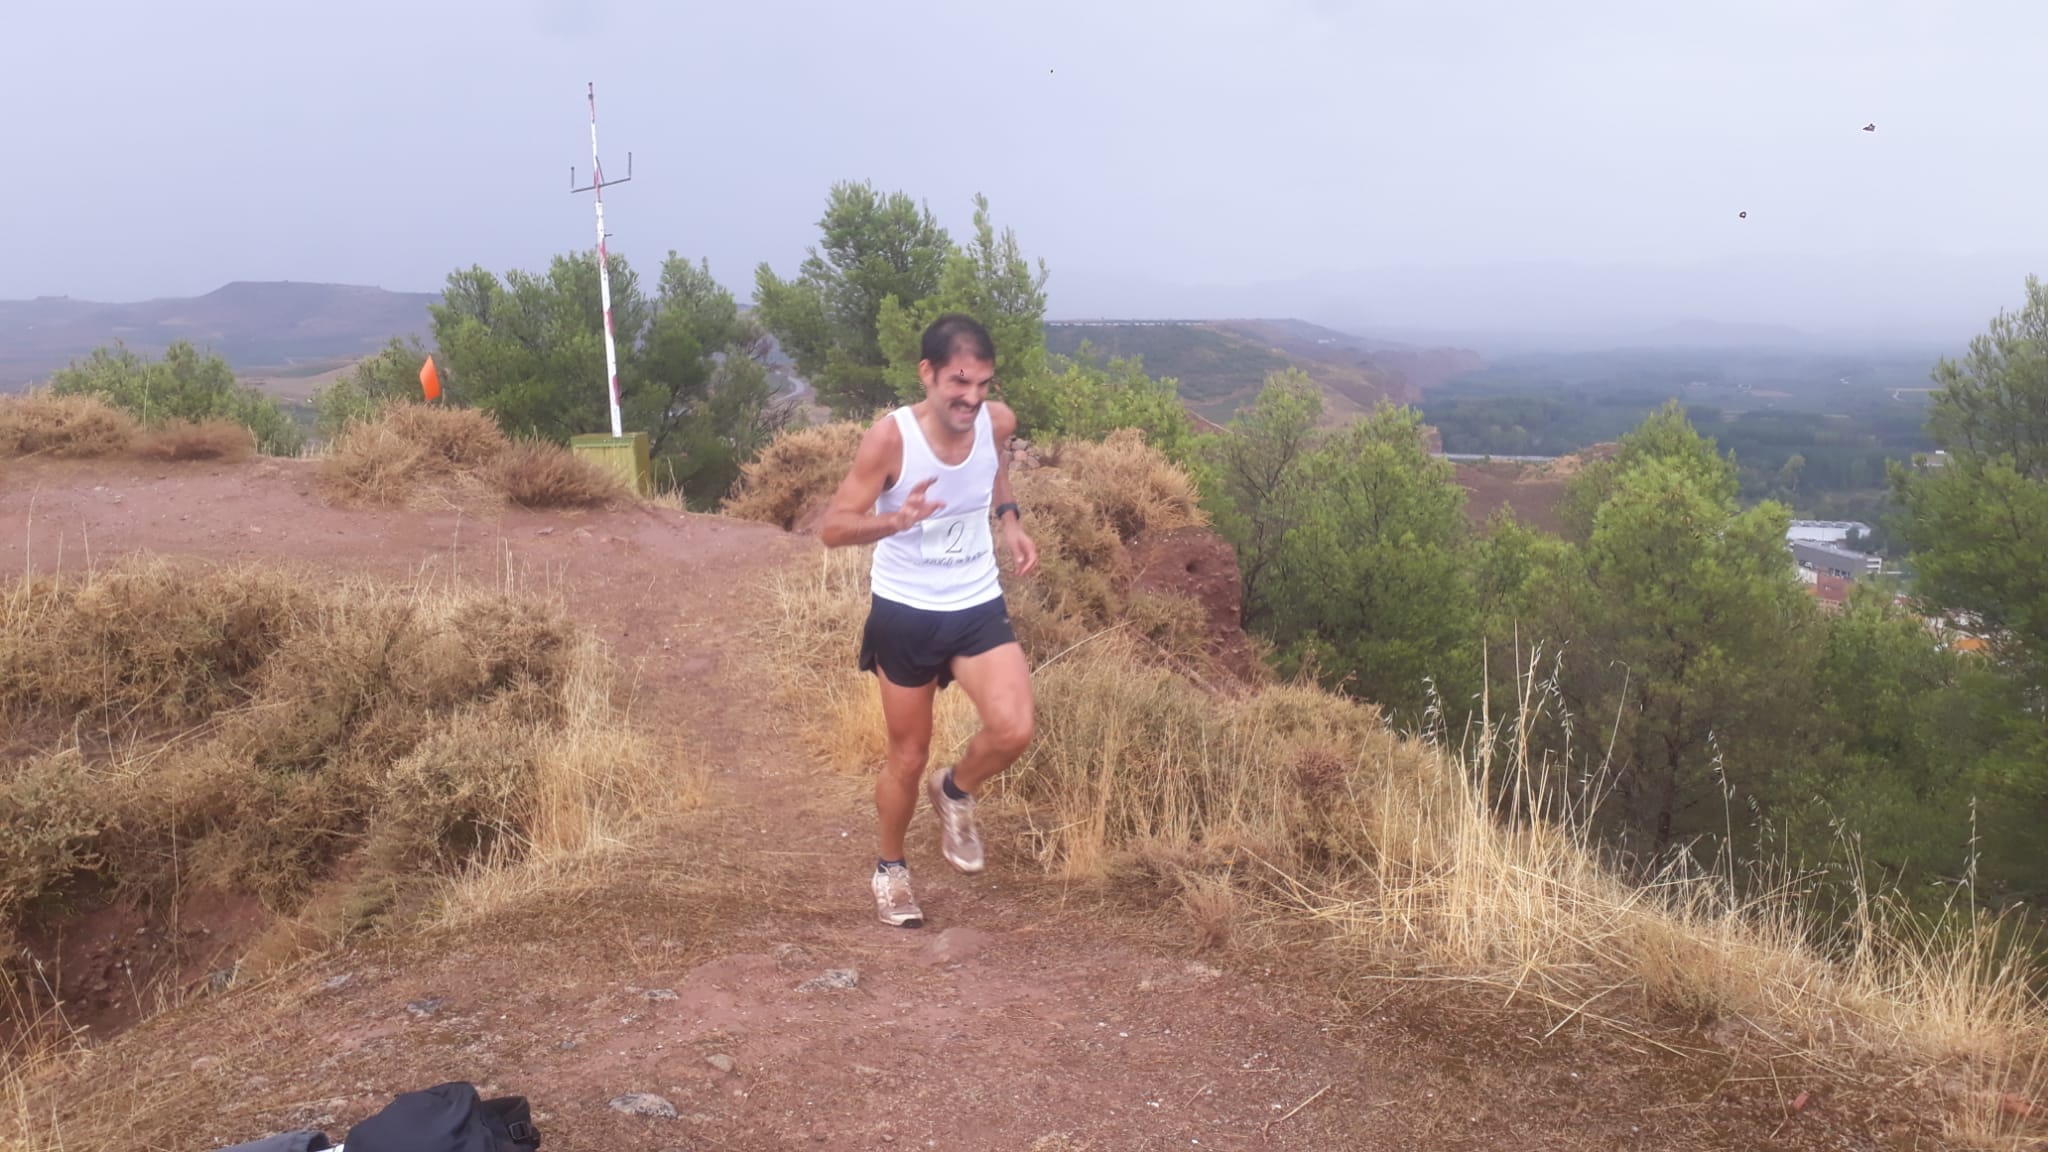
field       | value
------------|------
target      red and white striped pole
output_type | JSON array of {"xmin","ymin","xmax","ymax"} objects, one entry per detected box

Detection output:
[
  {"xmin": 569, "ymin": 84, "xmax": 634, "ymax": 436},
  {"xmin": 585, "ymin": 82, "xmax": 623, "ymax": 438}
]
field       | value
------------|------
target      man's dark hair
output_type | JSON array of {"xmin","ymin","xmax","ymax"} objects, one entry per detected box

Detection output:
[{"xmin": 920, "ymin": 313, "xmax": 997, "ymax": 368}]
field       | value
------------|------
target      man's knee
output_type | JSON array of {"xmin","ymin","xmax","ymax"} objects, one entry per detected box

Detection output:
[
  {"xmin": 986, "ymin": 708, "xmax": 1034, "ymax": 759},
  {"xmin": 884, "ymin": 737, "xmax": 931, "ymax": 776}
]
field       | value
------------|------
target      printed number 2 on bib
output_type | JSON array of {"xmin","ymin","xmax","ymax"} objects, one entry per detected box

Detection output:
[{"xmin": 919, "ymin": 511, "xmax": 992, "ymax": 563}]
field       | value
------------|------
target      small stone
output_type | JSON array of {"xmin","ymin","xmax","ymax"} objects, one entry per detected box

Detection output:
[
  {"xmin": 796, "ymin": 968, "xmax": 859, "ymax": 992},
  {"xmin": 191, "ymin": 1056, "xmax": 221, "ymax": 1072},
  {"xmin": 810, "ymin": 1122, "xmax": 829, "ymax": 1142},
  {"xmin": 536, "ymin": 527, "xmax": 555, "ymax": 537},
  {"xmin": 322, "ymin": 973, "xmax": 353, "ymax": 991},
  {"xmin": 706, "ymin": 1054, "xmax": 736, "ymax": 1074},
  {"xmin": 608, "ymin": 1092, "xmax": 677, "ymax": 1119},
  {"xmin": 406, "ymin": 996, "xmax": 448, "ymax": 1017},
  {"xmin": 644, "ymin": 988, "xmax": 678, "ymax": 1001}
]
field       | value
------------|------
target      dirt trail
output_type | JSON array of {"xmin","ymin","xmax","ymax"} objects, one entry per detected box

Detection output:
[{"xmin": 0, "ymin": 457, "xmax": 1906, "ymax": 1151}]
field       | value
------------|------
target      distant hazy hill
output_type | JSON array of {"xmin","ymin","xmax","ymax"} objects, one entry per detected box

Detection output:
[
  {"xmin": 1043, "ymin": 318, "xmax": 1482, "ymax": 422},
  {"xmin": 0, "ymin": 282, "xmax": 436, "ymax": 389}
]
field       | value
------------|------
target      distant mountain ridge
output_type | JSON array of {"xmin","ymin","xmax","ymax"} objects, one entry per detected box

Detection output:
[
  {"xmin": 1044, "ymin": 317, "xmax": 1482, "ymax": 422},
  {"xmin": 0, "ymin": 281, "xmax": 437, "ymax": 389}
]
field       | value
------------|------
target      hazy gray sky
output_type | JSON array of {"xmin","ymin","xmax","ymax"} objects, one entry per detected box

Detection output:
[{"xmin": 4, "ymin": 0, "xmax": 2043, "ymax": 338}]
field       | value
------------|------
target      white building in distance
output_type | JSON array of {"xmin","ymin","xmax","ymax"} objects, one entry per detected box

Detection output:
[{"xmin": 1787, "ymin": 520, "xmax": 1874, "ymax": 545}]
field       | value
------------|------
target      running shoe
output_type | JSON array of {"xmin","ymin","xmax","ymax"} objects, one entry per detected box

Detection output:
[
  {"xmin": 872, "ymin": 862, "xmax": 924, "ymax": 928},
  {"xmin": 926, "ymin": 769, "xmax": 986, "ymax": 874}
]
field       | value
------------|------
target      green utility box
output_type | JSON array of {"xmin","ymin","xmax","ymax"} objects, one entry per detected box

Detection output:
[{"xmin": 570, "ymin": 431, "xmax": 653, "ymax": 497}]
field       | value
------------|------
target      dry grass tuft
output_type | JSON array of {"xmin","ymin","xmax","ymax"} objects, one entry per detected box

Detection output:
[
  {"xmin": 0, "ymin": 393, "xmax": 136, "ymax": 459},
  {"xmin": 319, "ymin": 404, "xmax": 622, "ymax": 511},
  {"xmin": 376, "ymin": 404, "xmax": 509, "ymax": 471},
  {"xmin": 0, "ymin": 559, "xmax": 676, "ymax": 977},
  {"xmin": 1050, "ymin": 429, "xmax": 1206, "ymax": 541},
  {"xmin": 723, "ymin": 421, "xmax": 864, "ymax": 529},
  {"xmin": 320, "ymin": 403, "xmax": 510, "ymax": 505},
  {"xmin": 131, "ymin": 419, "xmax": 254, "ymax": 462},
  {"xmin": 1179, "ymin": 872, "xmax": 1244, "ymax": 951},
  {"xmin": 493, "ymin": 438, "xmax": 626, "ymax": 508}
]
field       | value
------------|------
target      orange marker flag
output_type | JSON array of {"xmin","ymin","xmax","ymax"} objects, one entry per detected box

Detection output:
[{"xmin": 419, "ymin": 355, "xmax": 442, "ymax": 402}]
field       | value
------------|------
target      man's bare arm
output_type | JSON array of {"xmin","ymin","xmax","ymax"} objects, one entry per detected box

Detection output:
[
  {"xmin": 990, "ymin": 403, "xmax": 1020, "ymax": 519},
  {"xmin": 820, "ymin": 418, "xmax": 944, "ymax": 548},
  {"xmin": 988, "ymin": 403, "xmax": 1039, "ymax": 577}
]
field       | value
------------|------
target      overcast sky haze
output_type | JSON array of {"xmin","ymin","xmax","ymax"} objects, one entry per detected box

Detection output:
[{"xmin": 4, "ymin": 0, "xmax": 2043, "ymax": 342}]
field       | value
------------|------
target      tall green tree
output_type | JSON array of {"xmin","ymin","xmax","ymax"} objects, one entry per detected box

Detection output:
[
  {"xmin": 1559, "ymin": 400, "xmax": 1730, "ymax": 543},
  {"xmin": 1782, "ymin": 587, "xmax": 2048, "ymax": 901},
  {"xmin": 430, "ymin": 252, "xmax": 652, "ymax": 441},
  {"xmin": 429, "ymin": 250, "xmax": 786, "ymax": 507},
  {"xmin": 634, "ymin": 253, "xmax": 790, "ymax": 503},
  {"xmin": 876, "ymin": 194, "xmax": 1048, "ymax": 405},
  {"xmin": 1883, "ymin": 275, "xmax": 2048, "ymax": 901},
  {"xmin": 1894, "ymin": 276, "xmax": 2048, "ymax": 682},
  {"xmin": 1263, "ymin": 404, "xmax": 1479, "ymax": 724},
  {"xmin": 49, "ymin": 340, "xmax": 304, "ymax": 455},
  {"xmin": 1202, "ymin": 369, "xmax": 1323, "ymax": 628},
  {"xmin": 868, "ymin": 193, "xmax": 1194, "ymax": 460},
  {"xmin": 753, "ymin": 182, "xmax": 950, "ymax": 416},
  {"xmin": 1516, "ymin": 409, "xmax": 1822, "ymax": 853}
]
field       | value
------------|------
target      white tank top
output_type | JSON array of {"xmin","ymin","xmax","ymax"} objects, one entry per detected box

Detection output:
[{"xmin": 870, "ymin": 404, "xmax": 1003, "ymax": 611}]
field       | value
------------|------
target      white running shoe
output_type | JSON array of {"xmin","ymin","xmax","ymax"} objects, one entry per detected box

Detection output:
[
  {"xmin": 872, "ymin": 862, "xmax": 924, "ymax": 928},
  {"xmin": 926, "ymin": 769, "xmax": 986, "ymax": 874}
]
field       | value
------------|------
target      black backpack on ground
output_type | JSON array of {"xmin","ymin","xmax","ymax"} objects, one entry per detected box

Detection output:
[{"xmin": 343, "ymin": 1082, "xmax": 540, "ymax": 1152}]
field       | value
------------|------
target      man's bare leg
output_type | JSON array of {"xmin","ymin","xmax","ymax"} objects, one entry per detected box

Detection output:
[
  {"xmin": 875, "ymin": 674, "xmax": 938, "ymax": 861},
  {"xmin": 948, "ymin": 642, "xmax": 1036, "ymax": 792},
  {"xmin": 924, "ymin": 642, "xmax": 1034, "ymax": 874}
]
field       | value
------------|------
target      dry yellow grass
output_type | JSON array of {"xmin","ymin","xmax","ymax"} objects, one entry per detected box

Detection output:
[
  {"xmin": 493, "ymin": 438, "xmax": 626, "ymax": 508},
  {"xmin": 763, "ymin": 543, "xmax": 2046, "ymax": 1149},
  {"xmin": 1048, "ymin": 428, "xmax": 1206, "ymax": 541},
  {"xmin": 318, "ymin": 403, "xmax": 507, "ymax": 506},
  {"xmin": 0, "ymin": 559, "xmax": 678, "ymax": 975},
  {"xmin": 317, "ymin": 405, "xmax": 624, "ymax": 511},
  {"xmin": 0, "ymin": 393, "xmax": 137, "ymax": 459},
  {"xmin": 131, "ymin": 419, "xmax": 255, "ymax": 462},
  {"xmin": 723, "ymin": 420, "xmax": 864, "ymax": 529}
]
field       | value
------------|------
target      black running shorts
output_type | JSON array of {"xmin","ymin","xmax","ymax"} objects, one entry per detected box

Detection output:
[{"xmin": 858, "ymin": 594, "xmax": 1016, "ymax": 689}]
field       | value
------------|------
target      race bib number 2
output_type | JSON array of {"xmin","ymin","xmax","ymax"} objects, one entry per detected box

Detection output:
[{"xmin": 919, "ymin": 510, "xmax": 993, "ymax": 564}]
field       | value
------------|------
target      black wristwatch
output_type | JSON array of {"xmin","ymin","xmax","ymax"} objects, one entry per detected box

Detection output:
[{"xmin": 994, "ymin": 502, "xmax": 1021, "ymax": 523}]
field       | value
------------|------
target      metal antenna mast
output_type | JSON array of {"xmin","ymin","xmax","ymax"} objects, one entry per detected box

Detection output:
[{"xmin": 569, "ymin": 82, "xmax": 633, "ymax": 438}]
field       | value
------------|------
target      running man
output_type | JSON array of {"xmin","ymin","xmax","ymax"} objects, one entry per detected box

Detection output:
[{"xmin": 818, "ymin": 313, "xmax": 1039, "ymax": 928}]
